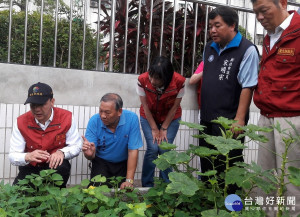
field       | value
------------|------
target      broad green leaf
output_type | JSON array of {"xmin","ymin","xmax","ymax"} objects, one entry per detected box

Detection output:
[
  {"xmin": 197, "ymin": 170, "xmax": 217, "ymax": 176},
  {"xmin": 193, "ymin": 146, "xmax": 220, "ymax": 157},
  {"xmin": 17, "ymin": 179, "xmax": 29, "ymax": 185},
  {"xmin": 252, "ymin": 177, "xmax": 276, "ymax": 194},
  {"xmin": 174, "ymin": 210, "xmax": 193, "ymax": 217},
  {"xmin": 166, "ymin": 172, "xmax": 199, "ymax": 196},
  {"xmin": 31, "ymin": 176, "xmax": 43, "ymax": 187},
  {"xmin": 51, "ymin": 173, "xmax": 63, "ymax": 181},
  {"xmin": 81, "ymin": 179, "xmax": 90, "ymax": 187},
  {"xmin": 39, "ymin": 170, "xmax": 48, "ymax": 177},
  {"xmin": 201, "ymin": 209, "xmax": 232, "ymax": 217},
  {"xmin": 87, "ymin": 201, "xmax": 98, "ymax": 212},
  {"xmin": 85, "ymin": 213, "xmax": 97, "ymax": 217},
  {"xmin": 96, "ymin": 185, "xmax": 111, "ymax": 193},
  {"xmin": 211, "ymin": 117, "xmax": 236, "ymax": 130},
  {"xmin": 0, "ymin": 208, "xmax": 7, "ymax": 217},
  {"xmin": 91, "ymin": 175, "xmax": 106, "ymax": 183},
  {"xmin": 179, "ymin": 120, "xmax": 206, "ymax": 131},
  {"xmin": 238, "ymin": 132, "xmax": 270, "ymax": 143},
  {"xmin": 288, "ymin": 166, "xmax": 300, "ymax": 186},
  {"xmin": 242, "ymin": 124, "xmax": 273, "ymax": 133},
  {"xmin": 159, "ymin": 142, "xmax": 177, "ymax": 150},
  {"xmin": 94, "ymin": 192, "xmax": 109, "ymax": 203},
  {"xmin": 40, "ymin": 169, "xmax": 56, "ymax": 177},
  {"xmin": 126, "ymin": 202, "xmax": 147, "ymax": 216},
  {"xmin": 153, "ymin": 157, "xmax": 170, "ymax": 171},
  {"xmin": 225, "ymin": 166, "xmax": 252, "ymax": 189},
  {"xmin": 54, "ymin": 181, "xmax": 64, "ymax": 186},
  {"xmin": 163, "ymin": 151, "xmax": 191, "ymax": 164},
  {"xmin": 205, "ymin": 136, "xmax": 246, "ymax": 155}
]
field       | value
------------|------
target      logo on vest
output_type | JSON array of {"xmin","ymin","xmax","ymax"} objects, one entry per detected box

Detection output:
[
  {"xmin": 277, "ymin": 48, "xmax": 295, "ymax": 56},
  {"xmin": 208, "ymin": 55, "xmax": 214, "ymax": 62}
]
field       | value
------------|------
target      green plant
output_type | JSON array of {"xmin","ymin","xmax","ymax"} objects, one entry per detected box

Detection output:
[
  {"xmin": 1, "ymin": 118, "xmax": 299, "ymax": 216},
  {"xmin": 0, "ymin": 10, "xmax": 102, "ymax": 70},
  {"xmin": 146, "ymin": 117, "xmax": 300, "ymax": 216},
  {"xmin": 0, "ymin": 170, "xmax": 147, "ymax": 216},
  {"xmin": 99, "ymin": 0, "xmax": 207, "ymax": 75}
]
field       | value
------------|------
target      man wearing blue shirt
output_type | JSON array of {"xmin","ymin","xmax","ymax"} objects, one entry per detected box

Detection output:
[
  {"xmin": 199, "ymin": 6, "xmax": 259, "ymax": 194},
  {"xmin": 82, "ymin": 93, "xmax": 143, "ymax": 189}
]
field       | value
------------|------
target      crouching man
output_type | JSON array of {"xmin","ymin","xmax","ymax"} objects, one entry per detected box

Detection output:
[
  {"xmin": 82, "ymin": 93, "xmax": 143, "ymax": 189},
  {"xmin": 9, "ymin": 82, "xmax": 82, "ymax": 187}
]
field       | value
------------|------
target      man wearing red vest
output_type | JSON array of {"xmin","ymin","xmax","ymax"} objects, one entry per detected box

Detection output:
[
  {"xmin": 251, "ymin": 0, "xmax": 300, "ymax": 216},
  {"xmin": 9, "ymin": 82, "xmax": 82, "ymax": 187}
]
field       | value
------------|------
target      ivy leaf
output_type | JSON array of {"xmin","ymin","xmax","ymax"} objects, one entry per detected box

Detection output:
[
  {"xmin": 288, "ymin": 166, "xmax": 300, "ymax": 186},
  {"xmin": 159, "ymin": 142, "xmax": 177, "ymax": 150},
  {"xmin": 201, "ymin": 209, "xmax": 232, "ymax": 217},
  {"xmin": 166, "ymin": 172, "xmax": 199, "ymax": 197},
  {"xmin": 179, "ymin": 120, "xmax": 206, "ymax": 131},
  {"xmin": 205, "ymin": 136, "xmax": 246, "ymax": 155}
]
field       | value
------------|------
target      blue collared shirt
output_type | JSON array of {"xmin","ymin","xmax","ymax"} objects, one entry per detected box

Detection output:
[{"xmin": 85, "ymin": 110, "xmax": 143, "ymax": 163}]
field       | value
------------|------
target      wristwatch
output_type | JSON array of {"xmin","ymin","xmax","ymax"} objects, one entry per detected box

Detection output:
[
  {"xmin": 126, "ymin": 178, "xmax": 134, "ymax": 184},
  {"xmin": 161, "ymin": 127, "xmax": 167, "ymax": 131}
]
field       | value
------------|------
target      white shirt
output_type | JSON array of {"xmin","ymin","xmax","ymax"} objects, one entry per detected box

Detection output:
[
  {"xmin": 9, "ymin": 108, "xmax": 82, "ymax": 166},
  {"xmin": 269, "ymin": 12, "xmax": 294, "ymax": 50}
]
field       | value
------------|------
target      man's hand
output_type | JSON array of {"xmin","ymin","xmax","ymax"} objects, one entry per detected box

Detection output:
[
  {"xmin": 120, "ymin": 181, "xmax": 133, "ymax": 190},
  {"xmin": 25, "ymin": 150, "xmax": 50, "ymax": 163},
  {"xmin": 82, "ymin": 136, "xmax": 96, "ymax": 160},
  {"xmin": 48, "ymin": 150, "xmax": 64, "ymax": 169},
  {"xmin": 232, "ymin": 119, "xmax": 245, "ymax": 138}
]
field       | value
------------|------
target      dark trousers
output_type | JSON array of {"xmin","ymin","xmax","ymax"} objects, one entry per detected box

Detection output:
[
  {"xmin": 13, "ymin": 160, "xmax": 71, "ymax": 188},
  {"xmin": 90, "ymin": 156, "xmax": 127, "ymax": 187},
  {"xmin": 199, "ymin": 120, "xmax": 244, "ymax": 194}
]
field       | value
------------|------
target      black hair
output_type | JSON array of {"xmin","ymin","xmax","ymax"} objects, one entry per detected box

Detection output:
[
  {"xmin": 208, "ymin": 6, "xmax": 239, "ymax": 32},
  {"xmin": 148, "ymin": 56, "xmax": 174, "ymax": 89},
  {"xmin": 100, "ymin": 93, "xmax": 123, "ymax": 110},
  {"xmin": 251, "ymin": 0, "xmax": 279, "ymax": 5}
]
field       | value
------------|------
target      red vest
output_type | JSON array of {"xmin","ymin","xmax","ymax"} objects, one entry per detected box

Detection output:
[
  {"xmin": 17, "ymin": 107, "xmax": 72, "ymax": 166},
  {"xmin": 138, "ymin": 72, "xmax": 186, "ymax": 124},
  {"xmin": 253, "ymin": 11, "xmax": 300, "ymax": 117}
]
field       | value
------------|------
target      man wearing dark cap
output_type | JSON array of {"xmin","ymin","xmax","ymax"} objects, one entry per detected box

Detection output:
[{"xmin": 9, "ymin": 82, "xmax": 82, "ymax": 187}]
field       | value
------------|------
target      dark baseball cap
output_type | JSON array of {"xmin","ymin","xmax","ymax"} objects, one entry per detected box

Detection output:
[{"xmin": 24, "ymin": 82, "xmax": 53, "ymax": 105}]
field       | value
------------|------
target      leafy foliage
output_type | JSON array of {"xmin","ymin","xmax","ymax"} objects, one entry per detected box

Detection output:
[
  {"xmin": 99, "ymin": 0, "xmax": 207, "ymax": 75},
  {"xmin": 0, "ymin": 10, "xmax": 101, "ymax": 69},
  {"xmin": 1, "ymin": 118, "xmax": 299, "ymax": 216}
]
